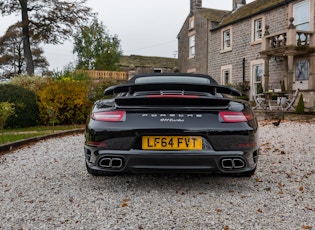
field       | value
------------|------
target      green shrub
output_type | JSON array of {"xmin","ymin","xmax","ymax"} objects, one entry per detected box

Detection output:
[
  {"xmin": 37, "ymin": 80, "xmax": 92, "ymax": 125},
  {"xmin": 53, "ymin": 68, "xmax": 90, "ymax": 81},
  {"xmin": 280, "ymin": 80, "xmax": 286, "ymax": 92},
  {"xmin": 87, "ymin": 78, "xmax": 122, "ymax": 102},
  {"xmin": 9, "ymin": 75, "xmax": 52, "ymax": 93},
  {"xmin": 0, "ymin": 84, "xmax": 39, "ymax": 128},
  {"xmin": 0, "ymin": 102, "xmax": 15, "ymax": 143},
  {"xmin": 236, "ymin": 95, "xmax": 249, "ymax": 101},
  {"xmin": 295, "ymin": 94, "xmax": 305, "ymax": 114}
]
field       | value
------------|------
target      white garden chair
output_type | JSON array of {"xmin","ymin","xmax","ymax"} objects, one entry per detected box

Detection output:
[
  {"xmin": 252, "ymin": 91, "xmax": 266, "ymax": 110},
  {"xmin": 284, "ymin": 89, "xmax": 299, "ymax": 111}
]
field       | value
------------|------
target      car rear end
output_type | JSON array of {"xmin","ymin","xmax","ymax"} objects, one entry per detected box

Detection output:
[{"xmin": 84, "ymin": 86, "xmax": 259, "ymax": 176}]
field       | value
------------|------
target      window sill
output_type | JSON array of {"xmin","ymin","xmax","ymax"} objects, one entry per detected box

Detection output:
[
  {"xmin": 220, "ymin": 48, "xmax": 233, "ymax": 54},
  {"xmin": 250, "ymin": 40, "xmax": 262, "ymax": 46}
]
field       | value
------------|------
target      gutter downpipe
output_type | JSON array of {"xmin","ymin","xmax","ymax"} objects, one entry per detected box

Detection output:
[{"xmin": 242, "ymin": 57, "xmax": 246, "ymax": 92}]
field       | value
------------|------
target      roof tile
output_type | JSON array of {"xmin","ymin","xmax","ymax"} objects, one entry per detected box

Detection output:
[{"xmin": 217, "ymin": 0, "xmax": 286, "ymax": 28}]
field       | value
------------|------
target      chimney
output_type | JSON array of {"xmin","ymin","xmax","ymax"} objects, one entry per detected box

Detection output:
[
  {"xmin": 232, "ymin": 0, "xmax": 246, "ymax": 11},
  {"xmin": 190, "ymin": 0, "xmax": 202, "ymax": 13}
]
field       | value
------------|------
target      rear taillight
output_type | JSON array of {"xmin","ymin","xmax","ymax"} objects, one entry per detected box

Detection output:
[
  {"xmin": 219, "ymin": 111, "xmax": 253, "ymax": 123},
  {"xmin": 91, "ymin": 111, "xmax": 126, "ymax": 122}
]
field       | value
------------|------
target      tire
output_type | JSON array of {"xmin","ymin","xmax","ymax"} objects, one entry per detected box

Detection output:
[{"xmin": 85, "ymin": 162, "xmax": 116, "ymax": 176}]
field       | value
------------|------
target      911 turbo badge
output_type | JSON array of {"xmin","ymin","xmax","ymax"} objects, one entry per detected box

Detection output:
[
  {"xmin": 84, "ymin": 73, "xmax": 259, "ymax": 177},
  {"xmin": 142, "ymin": 113, "xmax": 203, "ymax": 122},
  {"xmin": 159, "ymin": 118, "xmax": 184, "ymax": 122}
]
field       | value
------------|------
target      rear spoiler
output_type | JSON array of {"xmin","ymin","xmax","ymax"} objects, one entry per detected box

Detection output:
[{"xmin": 104, "ymin": 83, "xmax": 241, "ymax": 96}]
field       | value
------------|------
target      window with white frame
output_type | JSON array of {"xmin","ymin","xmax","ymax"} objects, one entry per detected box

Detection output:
[
  {"xmin": 223, "ymin": 29, "xmax": 231, "ymax": 50},
  {"xmin": 221, "ymin": 65, "xmax": 232, "ymax": 85},
  {"xmin": 295, "ymin": 59, "xmax": 309, "ymax": 81},
  {"xmin": 189, "ymin": 35, "xmax": 195, "ymax": 58},
  {"xmin": 223, "ymin": 70, "xmax": 230, "ymax": 85},
  {"xmin": 252, "ymin": 64, "xmax": 263, "ymax": 94},
  {"xmin": 254, "ymin": 18, "xmax": 263, "ymax": 41},
  {"xmin": 293, "ymin": 0, "xmax": 310, "ymax": 30}
]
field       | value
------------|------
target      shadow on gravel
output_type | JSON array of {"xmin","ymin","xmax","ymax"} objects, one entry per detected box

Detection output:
[{"xmin": 84, "ymin": 172, "xmax": 256, "ymax": 194}]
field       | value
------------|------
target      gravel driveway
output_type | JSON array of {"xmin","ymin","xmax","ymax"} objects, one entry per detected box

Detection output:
[{"xmin": 0, "ymin": 120, "xmax": 314, "ymax": 229}]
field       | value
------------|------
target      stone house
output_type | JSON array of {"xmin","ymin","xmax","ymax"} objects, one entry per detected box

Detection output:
[{"xmin": 178, "ymin": 0, "xmax": 315, "ymax": 108}]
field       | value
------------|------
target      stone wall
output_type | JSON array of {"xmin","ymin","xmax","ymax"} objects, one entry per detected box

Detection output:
[
  {"xmin": 177, "ymin": 12, "xmax": 209, "ymax": 74},
  {"xmin": 208, "ymin": 5, "xmax": 288, "ymax": 86}
]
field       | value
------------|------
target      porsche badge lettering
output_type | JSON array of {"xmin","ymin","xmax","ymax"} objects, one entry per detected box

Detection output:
[{"xmin": 142, "ymin": 114, "xmax": 202, "ymax": 122}]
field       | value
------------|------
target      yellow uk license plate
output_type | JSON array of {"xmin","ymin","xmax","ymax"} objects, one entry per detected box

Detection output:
[{"xmin": 142, "ymin": 136, "xmax": 202, "ymax": 150}]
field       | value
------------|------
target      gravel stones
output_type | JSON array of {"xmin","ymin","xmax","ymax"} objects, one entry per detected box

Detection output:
[{"xmin": 0, "ymin": 121, "xmax": 314, "ymax": 229}]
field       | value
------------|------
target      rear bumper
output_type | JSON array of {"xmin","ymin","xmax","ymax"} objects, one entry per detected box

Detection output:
[{"xmin": 84, "ymin": 147, "xmax": 259, "ymax": 174}]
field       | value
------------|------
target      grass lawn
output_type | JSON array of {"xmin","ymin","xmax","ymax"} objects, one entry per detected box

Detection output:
[{"xmin": 1, "ymin": 125, "xmax": 85, "ymax": 145}]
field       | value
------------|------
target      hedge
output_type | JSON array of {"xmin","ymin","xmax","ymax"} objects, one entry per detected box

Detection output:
[{"xmin": 0, "ymin": 84, "xmax": 40, "ymax": 128}]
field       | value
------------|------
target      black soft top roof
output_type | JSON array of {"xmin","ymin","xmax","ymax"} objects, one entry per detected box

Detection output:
[
  {"xmin": 104, "ymin": 73, "xmax": 241, "ymax": 96},
  {"xmin": 127, "ymin": 73, "xmax": 219, "ymax": 85}
]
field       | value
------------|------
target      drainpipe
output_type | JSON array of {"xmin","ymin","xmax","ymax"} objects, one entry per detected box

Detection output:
[{"xmin": 242, "ymin": 58, "xmax": 246, "ymax": 92}]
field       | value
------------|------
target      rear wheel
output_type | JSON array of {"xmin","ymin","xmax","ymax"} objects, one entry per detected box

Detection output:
[{"xmin": 85, "ymin": 162, "xmax": 117, "ymax": 176}]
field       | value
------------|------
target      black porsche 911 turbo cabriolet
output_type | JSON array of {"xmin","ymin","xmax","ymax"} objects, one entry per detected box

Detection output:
[{"xmin": 84, "ymin": 73, "xmax": 259, "ymax": 176}]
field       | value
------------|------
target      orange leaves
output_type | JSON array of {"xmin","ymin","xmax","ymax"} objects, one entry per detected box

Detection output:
[
  {"xmin": 121, "ymin": 198, "xmax": 131, "ymax": 207},
  {"xmin": 278, "ymin": 182, "xmax": 284, "ymax": 194},
  {"xmin": 24, "ymin": 199, "xmax": 35, "ymax": 204},
  {"xmin": 264, "ymin": 187, "xmax": 271, "ymax": 192}
]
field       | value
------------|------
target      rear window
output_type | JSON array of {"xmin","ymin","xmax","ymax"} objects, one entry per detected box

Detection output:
[{"xmin": 135, "ymin": 76, "xmax": 211, "ymax": 85}]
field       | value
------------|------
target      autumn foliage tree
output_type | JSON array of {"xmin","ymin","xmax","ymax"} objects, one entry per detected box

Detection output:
[{"xmin": 0, "ymin": 0, "xmax": 93, "ymax": 75}]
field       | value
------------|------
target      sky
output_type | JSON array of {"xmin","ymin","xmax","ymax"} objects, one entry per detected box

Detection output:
[{"xmin": 0, "ymin": 0, "xmax": 254, "ymax": 71}]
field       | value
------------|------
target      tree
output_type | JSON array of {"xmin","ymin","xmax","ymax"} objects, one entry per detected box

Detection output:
[
  {"xmin": 0, "ymin": 23, "xmax": 49, "ymax": 78},
  {"xmin": 0, "ymin": 0, "xmax": 93, "ymax": 75},
  {"xmin": 73, "ymin": 18, "xmax": 122, "ymax": 71}
]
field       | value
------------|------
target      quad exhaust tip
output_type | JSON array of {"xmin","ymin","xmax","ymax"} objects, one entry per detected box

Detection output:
[
  {"xmin": 221, "ymin": 158, "xmax": 246, "ymax": 169},
  {"xmin": 99, "ymin": 157, "xmax": 123, "ymax": 169}
]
